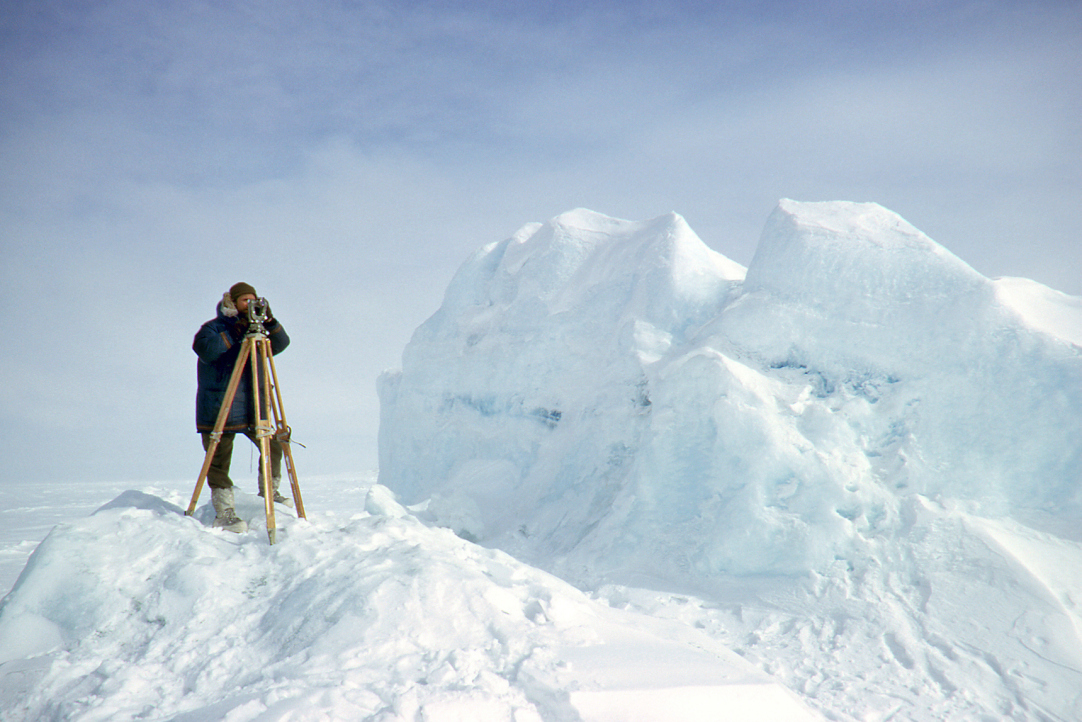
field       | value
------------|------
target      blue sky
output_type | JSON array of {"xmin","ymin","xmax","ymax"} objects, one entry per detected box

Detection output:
[{"xmin": 2, "ymin": 0, "xmax": 1079, "ymax": 484}]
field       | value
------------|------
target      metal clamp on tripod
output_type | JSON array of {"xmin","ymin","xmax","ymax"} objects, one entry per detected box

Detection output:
[{"xmin": 187, "ymin": 298, "xmax": 306, "ymax": 544}]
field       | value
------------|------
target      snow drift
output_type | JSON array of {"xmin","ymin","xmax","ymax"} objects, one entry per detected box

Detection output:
[
  {"xmin": 0, "ymin": 485, "xmax": 818, "ymax": 721},
  {"xmin": 378, "ymin": 201, "xmax": 1082, "ymax": 582}
]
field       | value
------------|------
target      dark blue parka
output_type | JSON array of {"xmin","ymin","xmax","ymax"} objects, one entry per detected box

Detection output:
[{"xmin": 194, "ymin": 300, "xmax": 290, "ymax": 432}]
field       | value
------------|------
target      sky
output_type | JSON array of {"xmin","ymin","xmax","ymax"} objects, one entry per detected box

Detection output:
[{"xmin": 1, "ymin": 0, "xmax": 1079, "ymax": 486}]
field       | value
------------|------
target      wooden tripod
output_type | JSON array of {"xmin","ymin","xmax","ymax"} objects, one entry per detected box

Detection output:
[{"xmin": 186, "ymin": 323, "xmax": 306, "ymax": 544}]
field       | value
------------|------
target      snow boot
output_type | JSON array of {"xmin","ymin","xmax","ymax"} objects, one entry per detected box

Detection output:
[
  {"xmin": 258, "ymin": 468, "xmax": 294, "ymax": 508},
  {"xmin": 211, "ymin": 487, "xmax": 248, "ymax": 533}
]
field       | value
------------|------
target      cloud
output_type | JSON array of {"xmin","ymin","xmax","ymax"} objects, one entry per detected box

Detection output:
[{"xmin": 1, "ymin": 0, "xmax": 1080, "ymax": 485}]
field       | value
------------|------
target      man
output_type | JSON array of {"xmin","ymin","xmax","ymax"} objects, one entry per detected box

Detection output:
[{"xmin": 193, "ymin": 282, "xmax": 291, "ymax": 532}]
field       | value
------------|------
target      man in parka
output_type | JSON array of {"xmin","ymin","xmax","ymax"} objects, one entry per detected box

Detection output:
[{"xmin": 193, "ymin": 282, "xmax": 290, "ymax": 532}]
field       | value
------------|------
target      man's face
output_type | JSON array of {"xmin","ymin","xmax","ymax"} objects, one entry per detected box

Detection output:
[{"xmin": 235, "ymin": 294, "xmax": 256, "ymax": 313}]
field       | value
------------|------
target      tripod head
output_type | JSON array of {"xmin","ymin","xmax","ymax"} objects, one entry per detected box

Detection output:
[{"xmin": 245, "ymin": 297, "xmax": 271, "ymax": 336}]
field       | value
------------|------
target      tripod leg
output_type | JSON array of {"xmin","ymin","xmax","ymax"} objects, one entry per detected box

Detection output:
[
  {"xmin": 266, "ymin": 349, "xmax": 306, "ymax": 519},
  {"xmin": 188, "ymin": 338, "xmax": 252, "ymax": 516},
  {"xmin": 189, "ymin": 438, "xmax": 220, "ymax": 516},
  {"xmin": 260, "ymin": 440, "xmax": 275, "ymax": 544},
  {"xmin": 282, "ymin": 443, "xmax": 306, "ymax": 519},
  {"xmin": 254, "ymin": 338, "xmax": 277, "ymax": 544}
]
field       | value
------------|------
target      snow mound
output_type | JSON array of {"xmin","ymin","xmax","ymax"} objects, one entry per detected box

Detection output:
[
  {"xmin": 371, "ymin": 200, "xmax": 1082, "ymax": 719},
  {"xmin": 380, "ymin": 200, "xmax": 1082, "ymax": 583},
  {"xmin": 0, "ymin": 488, "xmax": 819, "ymax": 722},
  {"xmin": 994, "ymin": 275, "xmax": 1082, "ymax": 347},
  {"xmin": 735, "ymin": 199, "xmax": 995, "ymax": 371}
]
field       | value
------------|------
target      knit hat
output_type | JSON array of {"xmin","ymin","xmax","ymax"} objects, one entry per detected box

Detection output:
[{"xmin": 229, "ymin": 282, "xmax": 257, "ymax": 302}]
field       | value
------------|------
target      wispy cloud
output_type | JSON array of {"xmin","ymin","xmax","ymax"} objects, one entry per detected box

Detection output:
[{"xmin": 1, "ymin": 0, "xmax": 1079, "ymax": 483}]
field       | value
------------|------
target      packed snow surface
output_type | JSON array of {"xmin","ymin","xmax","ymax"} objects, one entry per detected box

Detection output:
[
  {"xmin": 3, "ymin": 200, "xmax": 1082, "ymax": 721},
  {"xmin": 0, "ymin": 481, "xmax": 817, "ymax": 721}
]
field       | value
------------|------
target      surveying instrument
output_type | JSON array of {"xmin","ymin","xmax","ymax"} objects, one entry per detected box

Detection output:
[{"xmin": 186, "ymin": 298, "xmax": 306, "ymax": 544}]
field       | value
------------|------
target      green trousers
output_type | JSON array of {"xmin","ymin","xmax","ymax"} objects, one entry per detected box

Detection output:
[{"xmin": 201, "ymin": 432, "xmax": 283, "ymax": 490}]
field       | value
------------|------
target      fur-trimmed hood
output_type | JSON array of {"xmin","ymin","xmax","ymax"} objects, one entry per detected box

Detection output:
[{"xmin": 218, "ymin": 292, "xmax": 240, "ymax": 318}]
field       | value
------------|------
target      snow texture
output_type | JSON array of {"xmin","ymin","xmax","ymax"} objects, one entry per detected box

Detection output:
[{"xmin": 3, "ymin": 200, "xmax": 1082, "ymax": 721}]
